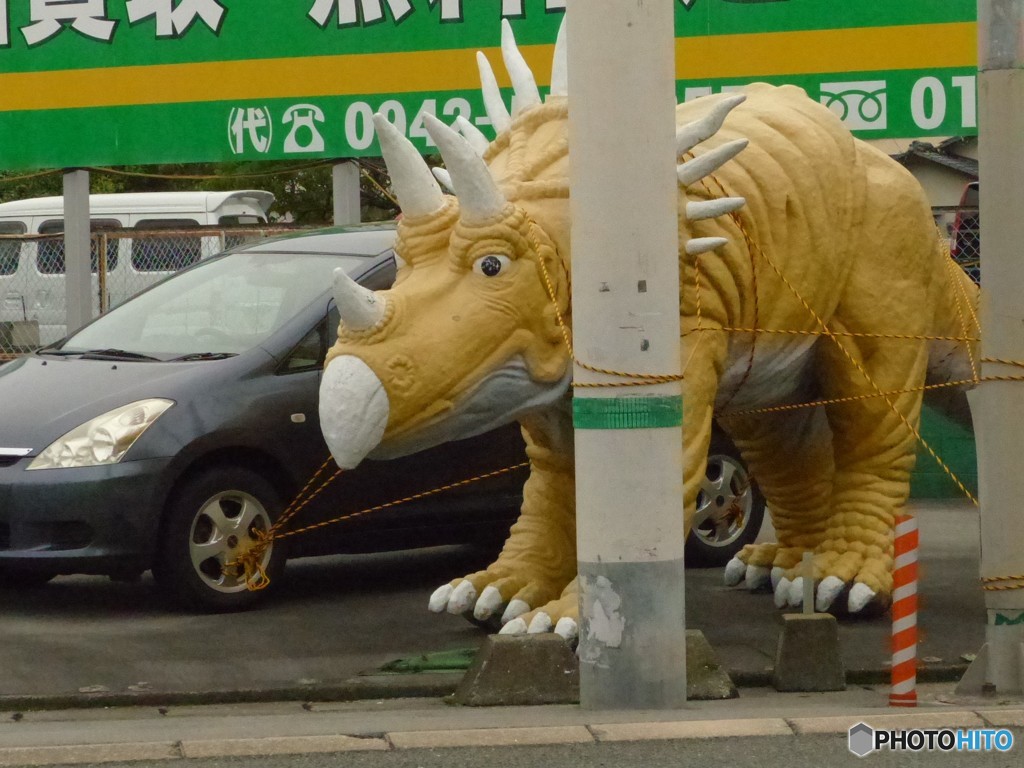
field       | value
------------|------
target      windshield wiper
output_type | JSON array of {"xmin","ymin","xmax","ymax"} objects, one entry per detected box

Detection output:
[
  {"xmin": 169, "ymin": 352, "xmax": 238, "ymax": 362},
  {"xmin": 36, "ymin": 348, "xmax": 87, "ymax": 356},
  {"xmin": 79, "ymin": 348, "xmax": 161, "ymax": 361}
]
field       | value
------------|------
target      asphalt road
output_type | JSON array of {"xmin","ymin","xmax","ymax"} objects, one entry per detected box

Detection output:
[
  {"xmin": 0, "ymin": 500, "xmax": 986, "ymax": 705},
  {"xmin": 9, "ymin": 733, "xmax": 1024, "ymax": 768}
]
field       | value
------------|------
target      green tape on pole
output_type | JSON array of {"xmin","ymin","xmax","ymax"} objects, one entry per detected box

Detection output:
[{"xmin": 573, "ymin": 396, "xmax": 683, "ymax": 430}]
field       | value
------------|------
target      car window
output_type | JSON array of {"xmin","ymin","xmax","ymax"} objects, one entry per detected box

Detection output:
[
  {"xmin": 282, "ymin": 322, "xmax": 325, "ymax": 373},
  {"xmin": 359, "ymin": 254, "xmax": 397, "ymax": 291},
  {"xmin": 60, "ymin": 251, "xmax": 372, "ymax": 359}
]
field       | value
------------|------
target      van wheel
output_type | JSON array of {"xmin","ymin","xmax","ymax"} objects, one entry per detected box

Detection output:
[
  {"xmin": 686, "ymin": 432, "xmax": 766, "ymax": 568},
  {"xmin": 154, "ymin": 467, "xmax": 287, "ymax": 612}
]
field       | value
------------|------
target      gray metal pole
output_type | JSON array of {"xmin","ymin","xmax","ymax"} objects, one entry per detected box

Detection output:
[
  {"xmin": 332, "ymin": 161, "xmax": 361, "ymax": 226},
  {"xmin": 962, "ymin": 0, "xmax": 1024, "ymax": 696},
  {"xmin": 569, "ymin": 2, "xmax": 687, "ymax": 709},
  {"xmin": 63, "ymin": 169, "xmax": 91, "ymax": 335}
]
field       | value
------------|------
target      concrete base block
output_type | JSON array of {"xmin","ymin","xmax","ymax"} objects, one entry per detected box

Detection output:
[
  {"xmin": 686, "ymin": 629, "xmax": 738, "ymax": 700},
  {"xmin": 452, "ymin": 635, "xmax": 579, "ymax": 707},
  {"xmin": 452, "ymin": 631, "xmax": 737, "ymax": 706},
  {"xmin": 772, "ymin": 613, "xmax": 846, "ymax": 692}
]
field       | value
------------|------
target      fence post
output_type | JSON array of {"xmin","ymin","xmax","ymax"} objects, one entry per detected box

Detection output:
[{"xmin": 97, "ymin": 232, "xmax": 108, "ymax": 314}]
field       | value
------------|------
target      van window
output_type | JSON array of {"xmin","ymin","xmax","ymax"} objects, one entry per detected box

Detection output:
[
  {"xmin": 36, "ymin": 219, "xmax": 121, "ymax": 274},
  {"xmin": 0, "ymin": 221, "xmax": 25, "ymax": 275},
  {"xmin": 131, "ymin": 218, "xmax": 202, "ymax": 272},
  {"xmin": 219, "ymin": 214, "xmax": 265, "ymax": 226}
]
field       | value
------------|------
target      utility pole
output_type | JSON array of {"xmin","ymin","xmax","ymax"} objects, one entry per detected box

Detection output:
[
  {"xmin": 569, "ymin": 2, "xmax": 687, "ymax": 708},
  {"xmin": 333, "ymin": 161, "xmax": 361, "ymax": 226},
  {"xmin": 960, "ymin": 0, "xmax": 1024, "ymax": 695},
  {"xmin": 63, "ymin": 169, "xmax": 92, "ymax": 335}
]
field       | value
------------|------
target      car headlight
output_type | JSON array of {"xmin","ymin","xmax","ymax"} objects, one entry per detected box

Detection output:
[{"xmin": 27, "ymin": 399, "xmax": 174, "ymax": 470}]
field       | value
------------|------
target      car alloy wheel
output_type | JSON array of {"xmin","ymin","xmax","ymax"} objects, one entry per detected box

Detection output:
[
  {"xmin": 155, "ymin": 466, "xmax": 286, "ymax": 612},
  {"xmin": 189, "ymin": 489, "xmax": 273, "ymax": 595},
  {"xmin": 685, "ymin": 433, "xmax": 766, "ymax": 568}
]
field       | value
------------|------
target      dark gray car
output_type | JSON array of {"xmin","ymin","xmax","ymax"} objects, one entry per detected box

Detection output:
[{"xmin": 0, "ymin": 225, "xmax": 528, "ymax": 611}]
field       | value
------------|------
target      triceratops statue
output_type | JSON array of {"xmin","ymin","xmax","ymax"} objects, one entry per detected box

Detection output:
[{"xmin": 318, "ymin": 21, "xmax": 978, "ymax": 642}]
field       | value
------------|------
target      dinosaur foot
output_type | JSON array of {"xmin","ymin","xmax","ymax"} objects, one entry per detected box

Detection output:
[
  {"xmin": 724, "ymin": 543, "xmax": 809, "ymax": 592},
  {"xmin": 498, "ymin": 580, "xmax": 579, "ymax": 644},
  {"xmin": 772, "ymin": 551, "xmax": 892, "ymax": 616},
  {"xmin": 428, "ymin": 568, "xmax": 570, "ymax": 629}
]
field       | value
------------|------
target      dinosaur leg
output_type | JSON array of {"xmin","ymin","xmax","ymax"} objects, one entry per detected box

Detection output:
[
  {"xmin": 795, "ymin": 335, "xmax": 928, "ymax": 614},
  {"xmin": 428, "ymin": 402, "xmax": 578, "ymax": 633},
  {"xmin": 718, "ymin": 403, "xmax": 835, "ymax": 596},
  {"xmin": 501, "ymin": 330, "xmax": 731, "ymax": 641}
]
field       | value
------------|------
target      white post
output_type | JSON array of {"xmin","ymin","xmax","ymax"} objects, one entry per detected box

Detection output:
[
  {"xmin": 961, "ymin": 0, "xmax": 1024, "ymax": 696},
  {"xmin": 333, "ymin": 161, "xmax": 361, "ymax": 226},
  {"xmin": 63, "ymin": 169, "xmax": 91, "ymax": 335},
  {"xmin": 569, "ymin": 1, "xmax": 687, "ymax": 708}
]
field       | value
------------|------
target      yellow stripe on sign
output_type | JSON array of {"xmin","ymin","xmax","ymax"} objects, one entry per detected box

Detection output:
[
  {"xmin": 677, "ymin": 22, "xmax": 976, "ymax": 79},
  {"xmin": 0, "ymin": 47, "xmax": 501, "ymax": 112},
  {"xmin": 0, "ymin": 22, "xmax": 975, "ymax": 113}
]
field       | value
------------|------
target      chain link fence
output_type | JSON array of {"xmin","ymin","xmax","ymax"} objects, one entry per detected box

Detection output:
[
  {"xmin": 0, "ymin": 204, "xmax": 986, "ymax": 362},
  {"xmin": 947, "ymin": 205, "xmax": 981, "ymax": 285},
  {"xmin": 1, "ymin": 227, "xmax": 299, "ymax": 360}
]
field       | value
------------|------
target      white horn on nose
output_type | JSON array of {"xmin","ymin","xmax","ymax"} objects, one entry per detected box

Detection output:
[{"xmin": 333, "ymin": 268, "xmax": 386, "ymax": 331}]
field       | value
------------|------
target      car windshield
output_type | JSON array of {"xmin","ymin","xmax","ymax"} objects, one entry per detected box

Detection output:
[{"xmin": 53, "ymin": 251, "xmax": 368, "ymax": 359}]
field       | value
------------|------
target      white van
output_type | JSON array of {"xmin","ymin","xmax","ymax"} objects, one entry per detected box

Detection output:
[{"xmin": 0, "ymin": 190, "xmax": 275, "ymax": 348}]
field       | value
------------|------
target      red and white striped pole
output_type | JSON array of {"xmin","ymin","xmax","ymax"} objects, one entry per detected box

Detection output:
[{"xmin": 890, "ymin": 514, "xmax": 919, "ymax": 707}]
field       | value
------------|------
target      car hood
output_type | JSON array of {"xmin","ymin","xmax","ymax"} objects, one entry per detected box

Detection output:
[{"xmin": 0, "ymin": 355, "xmax": 250, "ymax": 452}]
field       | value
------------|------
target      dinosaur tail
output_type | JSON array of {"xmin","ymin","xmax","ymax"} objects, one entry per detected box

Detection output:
[{"xmin": 924, "ymin": 241, "xmax": 980, "ymax": 430}]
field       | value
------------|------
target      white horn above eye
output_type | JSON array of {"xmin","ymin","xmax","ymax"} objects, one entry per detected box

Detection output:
[
  {"xmin": 424, "ymin": 113, "xmax": 508, "ymax": 224},
  {"xmin": 333, "ymin": 268, "xmax": 387, "ymax": 332},
  {"xmin": 477, "ymin": 51, "xmax": 512, "ymax": 134},
  {"xmin": 373, "ymin": 114, "xmax": 445, "ymax": 218},
  {"xmin": 501, "ymin": 19, "xmax": 541, "ymax": 116}
]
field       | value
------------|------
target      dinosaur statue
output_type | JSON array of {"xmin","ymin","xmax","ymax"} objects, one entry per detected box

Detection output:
[{"xmin": 318, "ymin": 21, "xmax": 979, "ymax": 642}]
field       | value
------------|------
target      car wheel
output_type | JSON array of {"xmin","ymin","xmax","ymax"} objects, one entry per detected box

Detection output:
[
  {"xmin": 0, "ymin": 567, "xmax": 56, "ymax": 588},
  {"xmin": 154, "ymin": 467, "xmax": 287, "ymax": 612},
  {"xmin": 685, "ymin": 432, "xmax": 766, "ymax": 568}
]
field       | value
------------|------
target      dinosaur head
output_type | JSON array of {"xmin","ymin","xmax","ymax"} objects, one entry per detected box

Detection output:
[{"xmin": 320, "ymin": 85, "xmax": 573, "ymax": 467}]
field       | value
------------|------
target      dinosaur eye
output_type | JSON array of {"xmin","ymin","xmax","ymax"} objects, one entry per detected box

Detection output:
[{"xmin": 473, "ymin": 254, "xmax": 510, "ymax": 278}]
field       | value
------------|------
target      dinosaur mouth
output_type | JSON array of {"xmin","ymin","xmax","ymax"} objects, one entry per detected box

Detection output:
[{"xmin": 369, "ymin": 356, "xmax": 571, "ymax": 460}]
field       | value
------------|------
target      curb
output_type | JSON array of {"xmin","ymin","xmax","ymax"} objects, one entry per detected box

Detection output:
[
  {"xmin": 0, "ymin": 664, "xmax": 970, "ymax": 714},
  {"xmin": 1, "ymin": 708, "xmax": 1019, "ymax": 767}
]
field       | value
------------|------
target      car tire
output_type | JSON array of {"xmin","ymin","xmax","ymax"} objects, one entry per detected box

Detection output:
[
  {"xmin": 154, "ymin": 466, "xmax": 287, "ymax": 612},
  {"xmin": 685, "ymin": 431, "xmax": 766, "ymax": 568}
]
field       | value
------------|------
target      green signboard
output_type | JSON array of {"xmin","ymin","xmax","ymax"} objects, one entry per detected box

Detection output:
[{"xmin": 0, "ymin": 0, "xmax": 978, "ymax": 171}]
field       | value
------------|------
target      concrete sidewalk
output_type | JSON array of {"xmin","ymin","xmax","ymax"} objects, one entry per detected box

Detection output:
[{"xmin": 0, "ymin": 683, "xmax": 1022, "ymax": 766}]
